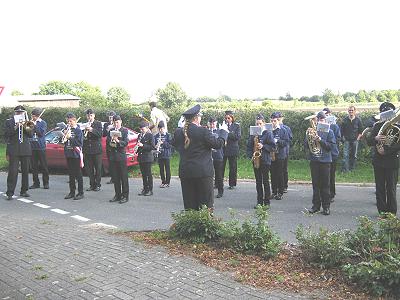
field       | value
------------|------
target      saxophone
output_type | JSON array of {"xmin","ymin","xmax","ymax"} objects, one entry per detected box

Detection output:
[
  {"xmin": 305, "ymin": 115, "xmax": 321, "ymax": 157},
  {"xmin": 252, "ymin": 135, "xmax": 261, "ymax": 169},
  {"xmin": 376, "ymin": 108, "xmax": 400, "ymax": 153}
]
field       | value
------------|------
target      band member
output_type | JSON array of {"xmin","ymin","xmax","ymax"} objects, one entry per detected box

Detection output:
[
  {"xmin": 107, "ymin": 115, "xmax": 129, "ymax": 203},
  {"xmin": 29, "ymin": 108, "xmax": 49, "ymax": 190},
  {"xmin": 63, "ymin": 113, "xmax": 84, "ymax": 200},
  {"xmin": 103, "ymin": 110, "xmax": 116, "ymax": 184},
  {"xmin": 366, "ymin": 102, "xmax": 399, "ymax": 216},
  {"xmin": 208, "ymin": 117, "xmax": 224, "ymax": 198},
  {"xmin": 323, "ymin": 107, "xmax": 341, "ymax": 202},
  {"xmin": 306, "ymin": 111, "xmax": 335, "ymax": 215},
  {"xmin": 172, "ymin": 104, "xmax": 228, "ymax": 210},
  {"xmin": 278, "ymin": 112, "xmax": 292, "ymax": 193},
  {"xmin": 4, "ymin": 105, "xmax": 33, "ymax": 200},
  {"xmin": 223, "ymin": 110, "xmax": 241, "ymax": 190},
  {"xmin": 149, "ymin": 101, "xmax": 170, "ymax": 134},
  {"xmin": 270, "ymin": 112, "xmax": 290, "ymax": 200},
  {"xmin": 82, "ymin": 109, "xmax": 103, "ymax": 191},
  {"xmin": 137, "ymin": 121, "xmax": 155, "ymax": 196},
  {"xmin": 246, "ymin": 114, "xmax": 276, "ymax": 206},
  {"xmin": 154, "ymin": 121, "xmax": 172, "ymax": 188}
]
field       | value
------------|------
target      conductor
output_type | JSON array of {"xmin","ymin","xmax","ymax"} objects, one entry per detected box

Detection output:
[{"xmin": 172, "ymin": 104, "xmax": 228, "ymax": 210}]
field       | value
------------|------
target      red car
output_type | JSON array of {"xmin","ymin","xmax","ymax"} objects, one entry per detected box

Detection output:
[{"xmin": 44, "ymin": 123, "xmax": 139, "ymax": 174}]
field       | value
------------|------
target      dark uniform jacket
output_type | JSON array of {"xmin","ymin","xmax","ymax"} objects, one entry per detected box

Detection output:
[
  {"xmin": 272, "ymin": 126, "xmax": 290, "ymax": 160},
  {"xmin": 154, "ymin": 132, "xmax": 172, "ymax": 159},
  {"xmin": 137, "ymin": 131, "xmax": 155, "ymax": 163},
  {"xmin": 246, "ymin": 130, "xmax": 276, "ymax": 166},
  {"xmin": 224, "ymin": 122, "xmax": 241, "ymax": 157},
  {"xmin": 172, "ymin": 123, "xmax": 227, "ymax": 178},
  {"xmin": 366, "ymin": 122, "xmax": 400, "ymax": 169},
  {"xmin": 83, "ymin": 120, "xmax": 103, "ymax": 155},
  {"xmin": 64, "ymin": 126, "xmax": 83, "ymax": 158},
  {"xmin": 30, "ymin": 119, "xmax": 47, "ymax": 150},
  {"xmin": 329, "ymin": 123, "xmax": 341, "ymax": 160},
  {"xmin": 281, "ymin": 124, "xmax": 292, "ymax": 158},
  {"xmin": 305, "ymin": 129, "xmax": 335, "ymax": 163},
  {"xmin": 340, "ymin": 116, "xmax": 363, "ymax": 142},
  {"xmin": 210, "ymin": 129, "xmax": 224, "ymax": 161},
  {"xmin": 4, "ymin": 118, "xmax": 33, "ymax": 156},
  {"xmin": 106, "ymin": 127, "xmax": 128, "ymax": 162}
]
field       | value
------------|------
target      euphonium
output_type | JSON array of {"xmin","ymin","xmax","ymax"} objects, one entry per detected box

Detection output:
[
  {"xmin": 376, "ymin": 108, "xmax": 400, "ymax": 152},
  {"xmin": 252, "ymin": 135, "xmax": 261, "ymax": 169},
  {"xmin": 305, "ymin": 115, "xmax": 321, "ymax": 157}
]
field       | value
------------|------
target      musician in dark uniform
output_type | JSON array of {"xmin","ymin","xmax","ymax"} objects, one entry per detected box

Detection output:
[
  {"xmin": 366, "ymin": 102, "xmax": 400, "ymax": 216},
  {"xmin": 208, "ymin": 117, "xmax": 224, "ymax": 198},
  {"xmin": 278, "ymin": 113, "xmax": 292, "ymax": 193},
  {"xmin": 4, "ymin": 105, "xmax": 33, "ymax": 200},
  {"xmin": 223, "ymin": 110, "xmax": 241, "ymax": 190},
  {"xmin": 137, "ymin": 121, "xmax": 155, "ymax": 196},
  {"xmin": 306, "ymin": 112, "xmax": 336, "ymax": 215},
  {"xmin": 63, "ymin": 113, "xmax": 84, "ymax": 200},
  {"xmin": 83, "ymin": 109, "xmax": 103, "ymax": 191},
  {"xmin": 107, "ymin": 115, "xmax": 129, "ymax": 203},
  {"xmin": 246, "ymin": 114, "xmax": 276, "ymax": 207},
  {"xmin": 154, "ymin": 121, "xmax": 172, "ymax": 188},
  {"xmin": 172, "ymin": 104, "xmax": 228, "ymax": 210},
  {"xmin": 103, "ymin": 111, "xmax": 116, "ymax": 184},
  {"xmin": 29, "ymin": 108, "xmax": 49, "ymax": 190}
]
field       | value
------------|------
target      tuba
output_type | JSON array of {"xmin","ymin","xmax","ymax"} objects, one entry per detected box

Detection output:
[
  {"xmin": 376, "ymin": 108, "xmax": 400, "ymax": 153},
  {"xmin": 252, "ymin": 135, "xmax": 261, "ymax": 169},
  {"xmin": 305, "ymin": 114, "xmax": 321, "ymax": 157}
]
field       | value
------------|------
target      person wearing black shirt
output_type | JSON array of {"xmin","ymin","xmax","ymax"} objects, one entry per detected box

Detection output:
[
  {"xmin": 340, "ymin": 106, "xmax": 363, "ymax": 172},
  {"xmin": 137, "ymin": 121, "xmax": 155, "ymax": 196},
  {"xmin": 4, "ymin": 105, "xmax": 33, "ymax": 200},
  {"xmin": 208, "ymin": 117, "xmax": 224, "ymax": 198},
  {"xmin": 223, "ymin": 110, "xmax": 241, "ymax": 189},
  {"xmin": 154, "ymin": 121, "xmax": 172, "ymax": 188},
  {"xmin": 103, "ymin": 111, "xmax": 116, "ymax": 184}
]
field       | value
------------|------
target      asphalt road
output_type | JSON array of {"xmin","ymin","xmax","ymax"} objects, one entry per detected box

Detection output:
[{"xmin": 0, "ymin": 172, "xmax": 380, "ymax": 243}]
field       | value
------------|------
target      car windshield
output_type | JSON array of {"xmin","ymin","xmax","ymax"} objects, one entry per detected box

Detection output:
[{"xmin": 45, "ymin": 130, "xmax": 63, "ymax": 144}]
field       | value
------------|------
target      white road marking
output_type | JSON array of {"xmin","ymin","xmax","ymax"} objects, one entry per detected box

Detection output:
[
  {"xmin": 71, "ymin": 215, "xmax": 90, "ymax": 222},
  {"xmin": 51, "ymin": 208, "xmax": 70, "ymax": 215},
  {"xmin": 88, "ymin": 223, "xmax": 117, "ymax": 229},
  {"xmin": 33, "ymin": 203, "xmax": 51, "ymax": 209},
  {"xmin": 17, "ymin": 198, "xmax": 34, "ymax": 203}
]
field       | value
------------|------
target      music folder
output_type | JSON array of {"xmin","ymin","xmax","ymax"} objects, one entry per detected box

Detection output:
[
  {"xmin": 110, "ymin": 130, "xmax": 122, "ymax": 138},
  {"xmin": 249, "ymin": 126, "xmax": 262, "ymax": 136},
  {"xmin": 317, "ymin": 123, "xmax": 330, "ymax": 133}
]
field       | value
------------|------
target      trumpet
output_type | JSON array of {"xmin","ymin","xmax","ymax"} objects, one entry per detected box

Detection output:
[
  {"xmin": 83, "ymin": 121, "xmax": 92, "ymax": 139},
  {"xmin": 133, "ymin": 133, "xmax": 143, "ymax": 155},
  {"xmin": 62, "ymin": 117, "xmax": 81, "ymax": 144}
]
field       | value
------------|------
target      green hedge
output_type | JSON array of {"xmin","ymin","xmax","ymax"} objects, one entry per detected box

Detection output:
[{"xmin": 0, "ymin": 106, "xmax": 376, "ymax": 161}]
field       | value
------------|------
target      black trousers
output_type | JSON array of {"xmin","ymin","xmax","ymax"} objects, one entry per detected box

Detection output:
[
  {"xmin": 31, "ymin": 150, "xmax": 49, "ymax": 187},
  {"xmin": 139, "ymin": 162, "xmax": 153, "ymax": 192},
  {"xmin": 7, "ymin": 155, "xmax": 30, "ymax": 196},
  {"xmin": 310, "ymin": 161, "xmax": 331, "ymax": 210},
  {"xmin": 270, "ymin": 159, "xmax": 284, "ymax": 194},
  {"xmin": 213, "ymin": 160, "xmax": 224, "ymax": 194},
  {"xmin": 106, "ymin": 151, "xmax": 114, "ymax": 182},
  {"xmin": 66, "ymin": 157, "xmax": 83, "ymax": 195},
  {"xmin": 180, "ymin": 177, "xmax": 214, "ymax": 210},
  {"xmin": 253, "ymin": 163, "xmax": 271, "ymax": 205},
  {"xmin": 373, "ymin": 165, "xmax": 398, "ymax": 215},
  {"xmin": 84, "ymin": 153, "xmax": 102, "ymax": 188},
  {"xmin": 158, "ymin": 158, "xmax": 171, "ymax": 184},
  {"xmin": 283, "ymin": 157, "xmax": 289, "ymax": 189},
  {"xmin": 110, "ymin": 160, "xmax": 129, "ymax": 198},
  {"xmin": 330, "ymin": 158, "xmax": 337, "ymax": 199},
  {"xmin": 223, "ymin": 155, "xmax": 238, "ymax": 187}
]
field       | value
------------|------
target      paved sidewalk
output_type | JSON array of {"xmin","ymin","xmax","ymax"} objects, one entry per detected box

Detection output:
[{"xmin": 0, "ymin": 213, "xmax": 311, "ymax": 300}]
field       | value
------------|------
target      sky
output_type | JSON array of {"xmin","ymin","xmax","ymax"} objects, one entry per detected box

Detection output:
[{"xmin": 1, "ymin": 0, "xmax": 399, "ymax": 102}]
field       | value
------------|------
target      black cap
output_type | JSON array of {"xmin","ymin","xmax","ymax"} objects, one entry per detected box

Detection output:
[
  {"xmin": 158, "ymin": 121, "xmax": 165, "ymax": 128},
  {"xmin": 316, "ymin": 111, "xmax": 327, "ymax": 120},
  {"xmin": 256, "ymin": 113, "xmax": 264, "ymax": 121},
  {"xmin": 113, "ymin": 115, "xmax": 122, "ymax": 122},
  {"xmin": 270, "ymin": 112, "xmax": 281, "ymax": 119},
  {"xmin": 225, "ymin": 110, "xmax": 234, "ymax": 116},
  {"xmin": 31, "ymin": 108, "xmax": 42, "ymax": 116},
  {"xmin": 14, "ymin": 105, "xmax": 26, "ymax": 112},
  {"xmin": 182, "ymin": 104, "xmax": 202, "ymax": 119},
  {"xmin": 323, "ymin": 107, "xmax": 331, "ymax": 114},
  {"xmin": 149, "ymin": 101, "xmax": 157, "ymax": 108},
  {"xmin": 139, "ymin": 121, "xmax": 149, "ymax": 128},
  {"xmin": 85, "ymin": 108, "xmax": 95, "ymax": 115},
  {"xmin": 379, "ymin": 102, "xmax": 395, "ymax": 113},
  {"xmin": 208, "ymin": 117, "xmax": 216, "ymax": 123},
  {"xmin": 108, "ymin": 111, "xmax": 116, "ymax": 117},
  {"xmin": 66, "ymin": 112, "xmax": 76, "ymax": 119}
]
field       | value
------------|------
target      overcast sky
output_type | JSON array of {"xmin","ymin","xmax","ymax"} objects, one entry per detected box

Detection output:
[{"xmin": 1, "ymin": 0, "xmax": 399, "ymax": 101}]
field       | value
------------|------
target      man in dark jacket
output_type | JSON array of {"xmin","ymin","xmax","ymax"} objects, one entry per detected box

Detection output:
[
  {"xmin": 208, "ymin": 117, "xmax": 224, "ymax": 198},
  {"xmin": 83, "ymin": 109, "xmax": 103, "ymax": 191},
  {"xmin": 103, "ymin": 110, "xmax": 116, "ymax": 184},
  {"xmin": 137, "ymin": 121, "xmax": 155, "ymax": 196},
  {"xmin": 172, "ymin": 104, "xmax": 228, "ymax": 210},
  {"xmin": 223, "ymin": 110, "xmax": 241, "ymax": 189},
  {"xmin": 154, "ymin": 121, "xmax": 172, "ymax": 188},
  {"xmin": 4, "ymin": 105, "xmax": 33, "ymax": 200},
  {"xmin": 366, "ymin": 102, "xmax": 399, "ymax": 216},
  {"xmin": 340, "ymin": 105, "xmax": 363, "ymax": 172},
  {"xmin": 29, "ymin": 108, "xmax": 49, "ymax": 190}
]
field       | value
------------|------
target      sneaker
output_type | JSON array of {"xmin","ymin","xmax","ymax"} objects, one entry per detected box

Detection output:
[
  {"xmin": 138, "ymin": 189, "xmax": 145, "ymax": 196},
  {"xmin": 322, "ymin": 208, "xmax": 330, "ymax": 216},
  {"xmin": 228, "ymin": 186, "xmax": 235, "ymax": 190},
  {"xmin": 308, "ymin": 207, "xmax": 320, "ymax": 214},
  {"xmin": 119, "ymin": 196, "xmax": 129, "ymax": 204},
  {"xmin": 164, "ymin": 184, "xmax": 170, "ymax": 188},
  {"xmin": 160, "ymin": 184, "xmax": 165, "ymax": 188},
  {"xmin": 64, "ymin": 192, "xmax": 75, "ymax": 199},
  {"xmin": 283, "ymin": 188, "xmax": 288, "ymax": 193},
  {"xmin": 275, "ymin": 193, "xmax": 282, "ymax": 200},
  {"xmin": 20, "ymin": 192, "xmax": 30, "ymax": 197},
  {"xmin": 143, "ymin": 191, "xmax": 153, "ymax": 196},
  {"xmin": 29, "ymin": 184, "xmax": 40, "ymax": 189},
  {"xmin": 5, "ymin": 194, "xmax": 13, "ymax": 201},
  {"xmin": 73, "ymin": 193, "xmax": 84, "ymax": 200}
]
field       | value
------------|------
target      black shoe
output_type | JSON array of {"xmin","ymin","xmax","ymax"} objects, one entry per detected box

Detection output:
[
  {"xmin": 20, "ymin": 192, "xmax": 30, "ymax": 197},
  {"xmin": 228, "ymin": 186, "xmax": 235, "ymax": 190},
  {"xmin": 6, "ymin": 195, "xmax": 13, "ymax": 200},
  {"xmin": 73, "ymin": 193, "xmax": 84, "ymax": 200},
  {"xmin": 216, "ymin": 193, "xmax": 223, "ymax": 198},
  {"xmin": 86, "ymin": 187, "xmax": 94, "ymax": 191},
  {"xmin": 107, "ymin": 180, "xmax": 113, "ymax": 184},
  {"xmin": 29, "ymin": 184, "xmax": 40, "ymax": 189},
  {"xmin": 93, "ymin": 187, "xmax": 101, "ymax": 192},
  {"xmin": 43, "ymin": 184, "xmax": 49, "ymax": 189},
  {"xmin": 322, "ymin": 208, "xmax": 330, "ymax": 216},
  {"xmin": 109, "ymin": 195, "xmax": 120, "ymax": 202},
  {"xmin": 275, "ymin": 193, "xmax": 282, "ymax": 200},
  {"xmin": 119, "ymin": 196, "xmax": 129, "ymax": 204},
  {"xmin": 308, "ymin": 207, "xmax": 320, "ymax": 214},
  {"xmin": 271, "ymin": 193, "xmax": 277, "ymax": 199},
  {"xmin": 143, "ymin": 191, "xmax": 153, "ymax": 196},
  {"xmin": 283, "ymin": 188, "xmax": 288, "ymax": 193},
  {"xmin": 138, "ymin": 189, "xmax": 145, "ymax": 196},
  {"xmin": 64, "ymin": 192, "xmax": 75, "ymax": 199}
]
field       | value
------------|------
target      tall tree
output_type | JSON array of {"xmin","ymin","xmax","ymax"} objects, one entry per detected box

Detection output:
[
  {"xmin": 156, "ymin": 82, "xmax": 189, "ymax": 108},
  {"xmin": 74, "ymin": 81, "xmax": 107, "ymax": 108},
  {"xmin": 36, "ymin": 80, "xmax": 74, "ymax": 95},
  {"xmin": 11, "ymin": 90, "xmax": 23, "ymax": 96},
  {"xmin": 106, "ymin": 86, "xmax": 131, "ymax": 107}
]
